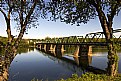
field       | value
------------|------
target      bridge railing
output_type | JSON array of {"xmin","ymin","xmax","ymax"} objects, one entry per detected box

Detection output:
[
  {"xmin": 83, "ymin": 32, "xmax": 106, "ymax": 43},
  {"xmin": 37, "ymin": 29, "xmax": 121, "ymax": 44}
]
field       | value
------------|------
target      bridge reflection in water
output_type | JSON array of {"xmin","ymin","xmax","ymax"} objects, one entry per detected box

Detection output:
[
  {"xmin": 0, "ymin": 46, "xmax": 107, "ymax": 81},
  {"xmin": 37, "ymin": 44, "xmax": 106, "ymax": 74}
]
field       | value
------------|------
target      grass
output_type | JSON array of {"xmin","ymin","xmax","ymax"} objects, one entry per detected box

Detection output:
[
  {"xmin": 31, "ymin": 73, "xmax": 121, "ymax": 81},
  {"xmin": 56, "ymin": 73, "xmax": 121, "ymax": 81}
]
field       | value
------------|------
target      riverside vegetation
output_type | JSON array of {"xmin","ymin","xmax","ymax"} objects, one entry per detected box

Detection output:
[
  {"xmin": 1, "ymin": 36, "xmax": 121, "ymax": 81},
  {"xmin": 0, "ymin": 0, "xmax": 121, "ymax": 77},
  {"xmin": 0, "ymin": 36, "xmax": 40, "ymax": 47},
  {"xmin": 31, "ymin": 73, "xmax": 121, "ymax": 81},
  {"xmin": 56, "ymin": 73, "xmax": 121, "ymax": 81}
]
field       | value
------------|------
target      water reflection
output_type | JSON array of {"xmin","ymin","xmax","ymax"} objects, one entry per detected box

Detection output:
[
  {"xmin": 0, "ymin": 48, "xmax": 15, "ymax": 81},
  {"xmin": 9, "ymin": 48, "xmax": 87, "ymax": 81},
  {"xmin": 0, "ymin": 46, "xmax": 121, "ymax": 81},
  {"xmin": 38, "ymin": 45, "xmax": 106, "ymax": 74},
  {"xmin": 17, "ymin": 47, "xmax": 34, "ymax": 54},
  {"xmin": 0, "ymin": 47, "xmax": 34, "ymax": 81}
]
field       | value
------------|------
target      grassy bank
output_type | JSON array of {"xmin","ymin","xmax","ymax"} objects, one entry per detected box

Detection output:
[
  {"xmin": 31, "ymin": 73, "xmax": 121, "ymax": 81},
  {"xmin": 56, "ymin": 73, "xmax": 121, "ymax": 81}
]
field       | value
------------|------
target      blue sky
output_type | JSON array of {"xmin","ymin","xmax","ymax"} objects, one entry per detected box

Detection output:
[{"xmin": 0, "ymin": 11, "xmax": 121, "ymax": 39}]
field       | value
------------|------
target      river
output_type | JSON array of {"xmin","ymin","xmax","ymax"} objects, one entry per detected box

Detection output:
[{"xmin": 0, "ymin": 46, "xmax": 121, "ymax": 81}]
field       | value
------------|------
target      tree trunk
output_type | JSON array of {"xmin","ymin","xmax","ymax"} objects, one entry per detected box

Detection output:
[
  {"xmin": 107, "ymin": 39, "xmax": 118, "ymax": 76},
  {"xmin": 99, "ymin": 21, "xmax": 118, "ymax": 76},
  {"xmin": 93, "ymin": 1, "xmax": 119, "ymax": 76}
]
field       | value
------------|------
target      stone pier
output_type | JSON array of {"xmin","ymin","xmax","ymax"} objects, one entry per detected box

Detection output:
[
  {"xmin": 36, "ymin": 44, "xmax": 92, "ymax": 57},
  {"xmin": 73, "ymin": 45, "xmax": 92, "ymax": 57}
]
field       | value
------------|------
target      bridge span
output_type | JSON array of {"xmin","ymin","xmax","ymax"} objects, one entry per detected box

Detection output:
[{"xmin": 36, "ymin": 28, "xmax": 121, "ymax": 57}]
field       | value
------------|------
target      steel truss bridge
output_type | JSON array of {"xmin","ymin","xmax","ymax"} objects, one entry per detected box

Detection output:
[{"xmin": 37, "ymin": 29, "xmax": 121, "ymax": 45}]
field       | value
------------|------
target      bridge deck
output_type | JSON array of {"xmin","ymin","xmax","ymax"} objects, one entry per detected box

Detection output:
[
  {"xmin": 36, "ymin": 42, "xmax": 107, "ymax": 46},
  {"xmin": 36, "ymin": 29, "xmax": 121, "ymax": 45}
]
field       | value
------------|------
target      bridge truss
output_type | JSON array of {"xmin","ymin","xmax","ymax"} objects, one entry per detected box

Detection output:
[{"xmin": 37, "ymin": 29, "xmax": 121, "ymax": 45}]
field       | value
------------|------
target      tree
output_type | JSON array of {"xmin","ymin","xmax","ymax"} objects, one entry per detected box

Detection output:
[
  {"xmin": 0, "ymin": 0, "xmax": 44, "ymax": 54},
  {"xmin": 43, "ymin": 0, "xmax": 121, "ymax": 76}
]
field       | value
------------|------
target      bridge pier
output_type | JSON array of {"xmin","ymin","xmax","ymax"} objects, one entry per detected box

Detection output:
[
  {"xmin": 39, "ymin": 44, "xmax": 45, "ymax": 51},
  {"xmin": 36, "ymin": 44, "xmax": 41, "ymax": 49},
  {"xmin": 73, "ymin": 45, "xmax": 80, "ymax": 57},
  {"xmin": 55, "ymin": 44, "xmax": 65, "ymax": 57},
  {"xmin": 49, "ymin": 44, "xmax": 53, "ymax": 51},
  {"xmin": 52, "ymin": 45, "xmax": 56, "ymax": 56},
  {"xmin": 46, "ymin": 44, "xmax": 51, "ymax": 53},
  {"xmin": 43, "ymin": 44, "xmax": 46, "ymax": 51},
  {"xmin": 73, "ymin": 45, "xmax": 92, "ymax": 66},
  {"xmin": 43, "ymin": 44, "xmax": 56, "ymax": 56},
  {"xmin": 79, "ymin": 45, "xmax": 92, "ymax": 56},
  {"xmin": 36, "ymin": 44, "xmax": 92, "ymax": 57},
  {"xmin": 74, "ymin": 45, "xmax": 92, "ymax": 57}
]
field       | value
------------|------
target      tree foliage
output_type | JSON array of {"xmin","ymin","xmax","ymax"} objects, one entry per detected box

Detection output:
[
  {"xmin": 0, "ymin": 0, "xmax": 43, "ymax": 33},
  {"xmin": 0, "ymin": 0, "xmax": 45, "ymax": 48},
  {"xmin": 42, "ymin": 0, "xmax": 121, "ymax": 76},
  {"xmin": 42, "ymin": 0, "xmax": 121, "ymax": 27}
]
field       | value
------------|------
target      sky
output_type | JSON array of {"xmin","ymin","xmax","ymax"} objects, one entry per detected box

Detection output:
[{"xmin": 0, "ymin": 11, "xmax": 121, "ymax": 39}]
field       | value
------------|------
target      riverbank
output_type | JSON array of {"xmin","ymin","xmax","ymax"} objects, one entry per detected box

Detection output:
[
  {"xmin": 31, "ymin": 73, "xmax": 121, "ymax": 81},
  {"xmin": 56, "ymin": 73, "xmax": 121, "ymax": 81}
]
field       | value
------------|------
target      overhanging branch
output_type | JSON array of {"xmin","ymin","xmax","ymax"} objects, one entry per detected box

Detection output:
[
  {"xmin": 24, "ymin": 1, "xmax": 37, "ymax": 26},
  {"xmin": 0, "ymin": 8, "xmax": 8, "ymax": 21}
]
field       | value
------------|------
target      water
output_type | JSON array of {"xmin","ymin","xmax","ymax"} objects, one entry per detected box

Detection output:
[
  {"xmin": 8, "ymin": 48, "xmax": 86, "ymax": 81},
  {"xmin": 0, "ymin": 47, "xmax": 121, "ymax": 81}
]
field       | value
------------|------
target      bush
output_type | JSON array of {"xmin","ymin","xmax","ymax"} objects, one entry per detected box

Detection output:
[{"xmin": 56, "ymin": 73, "xmax": 121, "ymax": 81}]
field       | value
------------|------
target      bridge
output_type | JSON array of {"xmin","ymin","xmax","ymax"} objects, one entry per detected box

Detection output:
[
  {"xmin": 36, "ymin": 28, "xmax": 121, "ymax": 45},
  {"xmin": 38, "ymin": 49, "xmax": 106, "ymax": 74},
  {"xmin": 36, "ymin": 28, "xmax": 121, "ymax": 57}
]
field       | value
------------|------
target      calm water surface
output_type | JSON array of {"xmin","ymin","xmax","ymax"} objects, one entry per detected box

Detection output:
[{"xmin": 0, "ymin": 47, "xmax": 121, "ymax": 81}]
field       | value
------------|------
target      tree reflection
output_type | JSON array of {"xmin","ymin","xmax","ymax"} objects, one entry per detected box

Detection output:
[
  {"xmin": 0, "ymin": 53, "xmax": 14, "ymax": 80},
  {"xmin": 0, "ymin": 47, "xmax": 35, "ymax": 81}
]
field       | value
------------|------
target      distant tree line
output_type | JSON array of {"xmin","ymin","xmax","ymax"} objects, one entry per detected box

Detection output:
[{"xmin": 0, "ymin": 36, "xmax": 38, "ymax": 47}]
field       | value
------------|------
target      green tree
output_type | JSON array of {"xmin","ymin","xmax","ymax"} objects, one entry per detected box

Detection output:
[
  {"xmin": 43, "ymin": 0, "xmax": 121, "ymax": 76},
  {"xmin": 0, "ymin": 0, "xmax": 44, "ymax": 53}
]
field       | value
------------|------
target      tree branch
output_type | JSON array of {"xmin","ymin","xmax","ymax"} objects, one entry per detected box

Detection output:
[
  {"xmin": 108, "ymin": 2, "xmax": 119, "ymax": 28},
  {"xmin": 24, "ymin": 1, "xmax": 37, "ymax": 26},
  {"xmin": 0, "ymin": 8, "xmax": 8, "ymax": 21},
  {"xmin": 0, "ymin": 7, "xmax": 13, "ymax": 44},
  {"xmin": 14, "ymin": 1, "xmax": 37, "ymax": 47},
  {"xmin": 20, "ymin": 0, "xmax": 24, "ymax": 28},
  {"xmin": 87, "ymin": 0, "xmax": 111, "ymax": 40}
]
